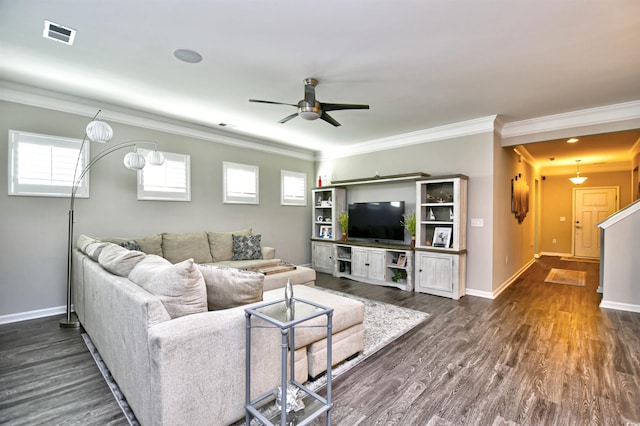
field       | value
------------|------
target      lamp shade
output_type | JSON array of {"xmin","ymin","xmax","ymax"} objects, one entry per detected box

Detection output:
[
  {"xmin": 123, "ymin": 151, "xmax": 146, "ymax": 170},
  {"xmin": 569, "ymin": 160, "xmax": 587, "ymax": 185},
  {"xmin": 146, "ymin": 150, "xmax": 165, "ymax": 166},
  {"xmin": 86, "ymin": 120, "xmax": 113, "ymax": 143}
]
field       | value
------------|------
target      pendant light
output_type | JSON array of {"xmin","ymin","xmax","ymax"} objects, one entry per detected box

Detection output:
[{"xmin": 569, "ymin": 160, "xmax": 587, "ymax": 185}]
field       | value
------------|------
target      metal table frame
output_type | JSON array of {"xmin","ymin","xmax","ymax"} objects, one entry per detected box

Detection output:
[{"xmin": 245, "ymin": 297, "xmax": 333, "ymax": 426}]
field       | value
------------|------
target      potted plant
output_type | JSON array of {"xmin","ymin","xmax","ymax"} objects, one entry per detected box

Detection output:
[
  {"xmin": 402, "ymin": 211, "xmax": 416, "ymax": 248},
  {"xmin": 338, "ymin": 211, "xmax": 349, "ymax": 241}
]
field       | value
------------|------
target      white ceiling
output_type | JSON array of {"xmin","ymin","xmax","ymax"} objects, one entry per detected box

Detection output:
[{"xmin": 1, "ymin": 1, "xmax": 640, "ymax": 162}]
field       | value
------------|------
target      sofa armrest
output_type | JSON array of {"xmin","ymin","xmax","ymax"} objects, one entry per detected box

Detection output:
[
  {"xmin": 147, "ymin": 305, "xmax": 281, "ymax": 426},
  {"xmin": 262, "ymin": 246, "xmax": 275, "ymax": 260}
]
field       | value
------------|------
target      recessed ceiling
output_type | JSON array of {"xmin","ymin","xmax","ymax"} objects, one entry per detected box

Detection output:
[
  {"xmin": 519, "ymin": 129, "xmax": 640, "ymax": 174},
  {"xmin": 1, "ymin": 1, "xmax": 639, "ymax": 156}
]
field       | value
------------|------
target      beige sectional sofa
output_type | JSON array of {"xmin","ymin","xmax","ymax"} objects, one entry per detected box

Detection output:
[{"xmin": 72, "ymin": 230, "xmax": 363, "ymax": 425}]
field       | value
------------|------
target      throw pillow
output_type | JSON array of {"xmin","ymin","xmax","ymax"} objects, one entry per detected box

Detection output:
[
  {"xmin": 207, "ymin": 228, "xmax": 252, "ymax": 262},
  {"xmin": 232, "ymin": 234, "xmax": 263, "ymax": 261},
  {"xmin": 162, "ymin": 231, "xmax": 214, "ymax": 264},
  {"xmin": 129, "ymin": 256, "xmax": 207, "ymax": 319},
  {"xmin": 98, "ymin": 244, "xmax": 146, "ymax": 277},
  {"xmin": 84, "ymin": 241, "xmax": 111, "ymax": 262},
  {"xmin": 198, "ymin": 265, "xmax": 264, "ymax": 310},
  {"xmin": 76, "ymin": 234, "xmax": 99, "ymax": 253},
  {"xmin": 118, "ymin": 240, "xmax": 141, "ymax": 251}
]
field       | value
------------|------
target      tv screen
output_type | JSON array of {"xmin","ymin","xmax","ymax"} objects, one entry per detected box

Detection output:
[{"xmin": 348, "ymin": 201, "xmax": 405, "ymax": 242}]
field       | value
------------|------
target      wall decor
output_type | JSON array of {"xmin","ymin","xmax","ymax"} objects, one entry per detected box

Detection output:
[{"xmin": 511, "ymin": 174, "xmax": 529, "ymax": 224}]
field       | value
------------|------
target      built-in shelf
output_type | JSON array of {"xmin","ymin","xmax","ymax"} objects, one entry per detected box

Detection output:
[{"xmin": 319, "ymin": 172, "xmax": 431, "ymax": 188}]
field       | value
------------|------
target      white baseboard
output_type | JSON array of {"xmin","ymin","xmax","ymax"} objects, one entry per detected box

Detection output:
[
  {"xmin": 540, "ymin": 251, "xmax": 573, "ymax": 257},
  {"xmin": 464, "ymin": 288, "xmax": 494, "ymax": 299},
  {"xmin": 494, "ymin": 257, "xmax": 536, "ymax": 299},
  {"xmin": 599, "ymin": 300, "xmax": 640, "ymax": 313},
  {"xmin": 466, "ymin": 257, "xmax": 536, "ymax": 300},
  {"xmin": 0, "ymin": 305, "xmax": 69, "ymax": 325}
]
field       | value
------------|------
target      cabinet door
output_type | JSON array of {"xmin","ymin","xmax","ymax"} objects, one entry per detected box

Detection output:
[
  {"xmin": 415, "ymin": 252, "xmax": 453, "ymax": 293},
  {"xmin": 351, "ymin": 248, "xmax": 369, "ymax": 279},
  {"xmin": 367, "ymin": 250, "xmax": 386, "ymax": 281},
  {"xmin": 312, "ymin": 242, "xmax": 334, "ymax": 274}
]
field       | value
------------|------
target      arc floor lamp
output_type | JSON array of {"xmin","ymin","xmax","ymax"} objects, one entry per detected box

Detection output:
[{"xmin": 60, "ymin": 111, "xmax": 165, "ymax": 328}]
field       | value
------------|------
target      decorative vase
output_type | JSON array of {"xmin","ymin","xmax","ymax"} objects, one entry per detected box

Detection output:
[
  {"xmin": 411, "ymin": 235, "xmax": 416, "ymax": 248},
  {"xmin": 342, "ymin": 232, "xmax": 347, "ymax": 241},
  {"xmin": 285, "ymin": 278, "xmax": 293, "ymax": 310}
]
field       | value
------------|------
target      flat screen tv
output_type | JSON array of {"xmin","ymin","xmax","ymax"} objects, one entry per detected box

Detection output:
[{"xmin": 348, "ymin": 201, "xmax": 405, "ymax": 243}]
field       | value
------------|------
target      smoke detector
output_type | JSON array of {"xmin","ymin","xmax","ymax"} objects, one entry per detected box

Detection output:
[{"xmin": 43, "ymin": 20, "xmax": 77, "ymax": 45}]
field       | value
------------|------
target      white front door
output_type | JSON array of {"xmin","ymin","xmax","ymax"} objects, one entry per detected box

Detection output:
[{"xmin": 574, "ymin": 187, "xmax": 618, "ymax": 258}]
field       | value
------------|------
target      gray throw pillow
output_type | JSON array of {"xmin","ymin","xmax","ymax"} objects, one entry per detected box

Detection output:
[
  {"xmin": 198, "ymin": 265, "xmax": 264, "ymax": 310},
  {"xmin": 84, "ymin": 241, "xmax": 111, "ymax": 262},
  {"xmin": 98, "ymin": 244, "xmax": 146, "ymax": 277},
  {"xmin": 231, "ymin": 234, "xmax": 263, "ymax": 261},
  {"xmin": 129, "ymin": 256, "xmax": 208, "ymax": 319}
]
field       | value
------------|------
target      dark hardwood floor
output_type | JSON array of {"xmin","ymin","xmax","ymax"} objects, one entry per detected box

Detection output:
[{"xmin": 1, "ymin": 256, "xmax": 639, "ymax": 425}]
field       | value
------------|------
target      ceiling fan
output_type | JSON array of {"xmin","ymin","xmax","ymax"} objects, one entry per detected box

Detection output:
[{"xmin": 249, "ymin": 78, "xmax": 369, "ymax": 127}]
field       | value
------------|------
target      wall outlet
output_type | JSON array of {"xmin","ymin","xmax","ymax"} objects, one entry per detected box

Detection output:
[
  {"xmin": 552, "ymin": 238, "xmax": 557, "ymax": 244},
  {"xmin": 560, "ymin": 216, "xmax": 566, "ymax": 222},
  {"xmin": 505, "ymin": 256, "xmax": 509, "ymax": 264},
  {"xmin": 471, "ymin": 218, "xmax": 484, "ymax": 227}
]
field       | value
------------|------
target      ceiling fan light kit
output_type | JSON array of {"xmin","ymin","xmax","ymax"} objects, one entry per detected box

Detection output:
[{"xmin": 250, "ymin": 77, "xmax": 369, "ymax": 127}]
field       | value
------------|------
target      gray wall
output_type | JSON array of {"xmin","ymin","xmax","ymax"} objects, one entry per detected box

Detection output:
[
  {"xmin": 317, "ymin": 132, "xmax": 500, "ymax": 295},
  {"xmin": 0, "ymin": 101, "xmax": 314, "ymax": 318}
]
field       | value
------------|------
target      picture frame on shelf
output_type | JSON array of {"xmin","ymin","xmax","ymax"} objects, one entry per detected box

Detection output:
[
  {"xmin": 319, "ymin": 226, "xmax": 332, "ymax": 239},
  {"xmin": 396, "ymin": 253, "xmax": 407, "ymax": 267},
  {"xmin": 432, "ymin": 227, "xmax": 452, "ymax": 248}
]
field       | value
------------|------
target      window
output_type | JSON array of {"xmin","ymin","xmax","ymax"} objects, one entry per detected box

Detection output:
[
  {"xmin": 137, "ymin": 149, "xmax": 190, "ymax": 201},
  {"xmin": 8, "ymin": 130, "xmax": 89, "ymax": 197},
  {"xmin": 223, "ymin": 162, "xmax": 259, "ymax": 204},
  {"xmin": 281, "ymin": 170, "xmax": 307, "ymax": 206}
]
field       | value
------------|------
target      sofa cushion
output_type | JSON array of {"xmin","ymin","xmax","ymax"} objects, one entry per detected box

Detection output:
[
  {"xmin": 129, "ymin": 255, "xmax": 207, "ymax": 319},
  {"xmin": 98, "ymin": 244, "xmax": 146, "ymax": 277},
  {"xmin": 207, "ymin": 228, "xmax": 252, "ymax": 262},
  {"xmin": 232, "ymin": 234, "xmax": 263, "ymax": 261},
  {"xmin": 134, "ymin": 233, "xmax": 163, "ymax": 256},
  {"xmin": 162, "ymin": 231, "xmax": 213, "ymax": 264},
  {"xmin": 198, "ymin": 265, "xmax": 264, "ymax": 310}
]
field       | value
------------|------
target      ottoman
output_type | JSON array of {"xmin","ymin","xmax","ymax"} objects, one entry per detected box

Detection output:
[
  {"xmin": 263, "ymin": 285, "xmax": 365, "ymax": 379},
  {"xmin": 262, "ymin": 265, "xmax": 316, "ymax": 291}
]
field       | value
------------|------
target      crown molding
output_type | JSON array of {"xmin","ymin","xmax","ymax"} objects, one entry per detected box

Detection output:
[
  {"xmin": 0, "ymin": 81, "xmax": 316, "ymax": 161},
  {"xmin": 501, "ymin": 100, "xmax": 640, "ymax": 139},
  {"xmin": 317, "ymin": 115, "xmax": 497, "ymax": 160}
]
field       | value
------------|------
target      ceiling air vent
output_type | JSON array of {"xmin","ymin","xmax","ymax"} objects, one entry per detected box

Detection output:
[{"xmin": 43, "ymin": 20, "xmax": 76, "ymax": 45}]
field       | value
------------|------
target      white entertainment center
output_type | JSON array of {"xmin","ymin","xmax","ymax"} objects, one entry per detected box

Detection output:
[{"xmin": 311, "ymin": 173, "xmax": 468, "ymax": 299}]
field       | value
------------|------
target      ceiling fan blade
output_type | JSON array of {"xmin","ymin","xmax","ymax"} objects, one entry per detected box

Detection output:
[
  {"xmin": 320, "ymin": 112, "xmax": 341, "ymax": 127},
  {"xmin": 278, "ymin": 112, "xmax": 299, "ymax": 124},
  {"xmin": 249, "ymin": 99, "xmax": 297, "ymax": 107},
  {"xmin": 321, "ymin": 103, "xmax": 370, "ymax": 112}
]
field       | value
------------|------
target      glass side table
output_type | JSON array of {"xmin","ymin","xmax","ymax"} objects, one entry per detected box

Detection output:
[{"xmin": 245, "ymin": 297, "xmax": 333, "ymax": 426}]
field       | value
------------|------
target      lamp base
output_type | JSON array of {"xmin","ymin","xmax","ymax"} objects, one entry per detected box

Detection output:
[{"xmin": 59, "ymin": 313, "xmax": 80, "ymax": 328}]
